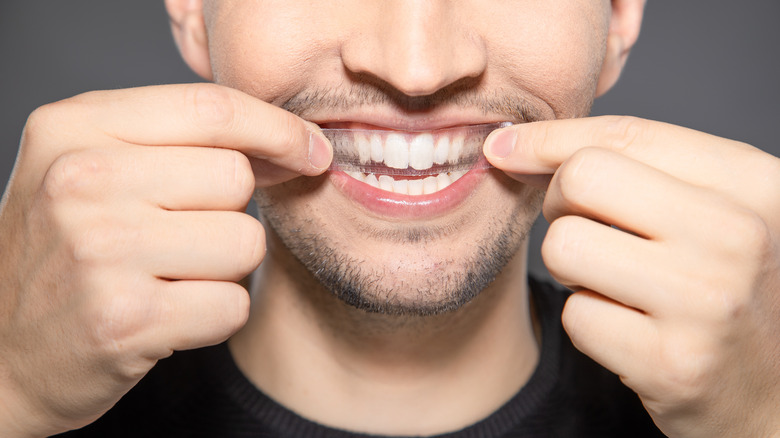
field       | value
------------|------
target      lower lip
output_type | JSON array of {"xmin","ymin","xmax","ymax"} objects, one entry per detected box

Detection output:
[{"xmin": 330, "ymin": 167, "xmax": 489, "ymax": 220}]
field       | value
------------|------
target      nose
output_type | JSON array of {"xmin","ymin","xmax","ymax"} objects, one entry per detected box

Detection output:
[{"xmin": 341, "ymin": 1, "xmax": 487, "ymax": 97}]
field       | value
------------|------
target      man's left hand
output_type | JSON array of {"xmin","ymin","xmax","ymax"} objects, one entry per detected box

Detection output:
[{"xmin": 485, "ymin": 116, "xmax": 780, "ymax": 438}]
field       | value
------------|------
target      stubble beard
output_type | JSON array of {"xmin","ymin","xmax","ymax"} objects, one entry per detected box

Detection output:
[
  {"xmin": 257, "ymin": 82, "xmax": 558, "ymax": 318},
  {"xmin": 256, "ymin": 183, "xmax": 544, "ymax": 318}
]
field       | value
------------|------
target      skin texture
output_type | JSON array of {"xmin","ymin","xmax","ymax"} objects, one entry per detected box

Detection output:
[
  {"xmin": 199, "ymin": 0, "xmax": 607, "ymax": 319},
  {"xmin": 202, "ymin": 1, "xmax": 609, "ymax": 310},
  {"xmin": 195, "ymin": 0, "xmax": 615, "ymax": 434},
  {"xmin": 0, "ymin": 1, "xmax": 779, "ymax": 437},
  {"xmin": 0, "ymin": 85, "xmax": 331, "ymax": 437},
  {"xmin": 484, "ymin": 117, "xmax": 780, "ymax": 437}
]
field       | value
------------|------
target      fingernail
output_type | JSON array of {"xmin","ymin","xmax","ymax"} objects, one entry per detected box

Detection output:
[
  {"xmin": 485, "ymin": 128, "xmax": 518, "ymax": 160},
  {"xmin": 308, "ymin": 131, "xmax": 332, "ymax": 171}
]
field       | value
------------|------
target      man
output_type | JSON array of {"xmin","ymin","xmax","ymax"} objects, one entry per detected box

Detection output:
[{"xmin": 1, "ymin": 0, "xmax": 778, "ymax": 437}]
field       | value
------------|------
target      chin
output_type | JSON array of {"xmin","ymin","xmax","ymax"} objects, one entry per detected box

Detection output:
[{"xmin": 258, "ymin": 177, "xmax": 543, "ymax": 318}]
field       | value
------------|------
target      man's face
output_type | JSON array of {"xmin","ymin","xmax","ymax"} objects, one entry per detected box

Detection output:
[{"xmin": 202, "ymin": 0, "xmax": 611, "ymax": 315}]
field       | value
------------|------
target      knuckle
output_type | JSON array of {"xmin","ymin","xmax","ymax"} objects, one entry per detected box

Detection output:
[
  {"xmin": 219, "ymin": 149, "xmax": 255, "ymax": 203},
  {"xmin": 24, "ymin": 91, "xmax": 108, "ymax": 143},
  {"xmin": 687, "ymin": 270, "xmax": 749, "ymax": 327},
  {"xmin": 720, "ymin": 206, "xmax": 772, "ymax": 261},
  {"xmin": 22, "ymin": 101, "xmax": 73, "ymax": 148},
  {"xmin": 763, "ymin": 155, "xmax": 780, "ymax": 198},
  {"xmin": 235, "ymin": 215, "xmax": 266, "ymax": 274},
  {"xmin": 263, "ymin": 112, "xmax": 303, "ymax": 160},
  {"xmin": 226, "ymin": 283, "xmax": 252, "ymax": 333},
  {"xmin": 560, "ymin": 293, "xmax": 587, "ymax": 336},
  {"xmin": 87, "ymin": 296, "xmax": 157, "ymax": 381},
  {"xmin": 541, "ymin": 220, "xmax": 564, "ymax": 268},
  {"xmin": 554, "ymin": 148, "xmax": 605, "ymax": 207},
  {"xmin": 709, "ymin": 287, "xmax": 749, "ymax": 325},
  {"xmin": 597, "ymin": 115, "xmax": 647, "ymax": 153},
  {"xmin": 199, "ymin": 283, "xmax": 252, "ymax": 342},
  {"xmin": 24, "ymin": 103, "xmax": 58, "ymax": 136},
  {"xmin": 71, "ymin": 221, "xmax": 136, "ymax": 263},
  {"xmin": 85, "ymin": 290, "xmax": 148, "ymax": 353},
  {"xmin": 89, "ymin": 296, "xmax": 132, "ymax": 346},
  {"xmin": 737, "ymin": 211, "xmax": 772, "ymax": 259},
  {"xmin": 43, "ymin": 150, "xmax": 110, "ymax": 199},
  {"xmin": 654, "ymin": 335, "xmax": 714, "ymax": 405},
  {"xmin": 25, "ymin": 93, "xmax": 96, "ymax": 135},
  {"xmin": 529, "ymin": 121, "xmax": 554, "ymax": 160},
  {"xmin": 186, "ymin": 83, "xmax": 244, "ymax": 136},
  {"xmin": 541, "ymin": 216, "xmax": 580, "ymax": 280}
]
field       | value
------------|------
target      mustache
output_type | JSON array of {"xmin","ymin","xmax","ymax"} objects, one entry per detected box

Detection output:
[{"xmin": 279, "ymin": 76, "xmax": 547, "ymax": 124}]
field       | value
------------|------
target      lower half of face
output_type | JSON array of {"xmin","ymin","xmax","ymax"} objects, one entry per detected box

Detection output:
[
  {"xmin": 206, "ymin": 0, "xmax": 608, "ymax": 315},
  {"xmin": 256, "ymin": 167, "xmax": 544, "ymax": 316}
]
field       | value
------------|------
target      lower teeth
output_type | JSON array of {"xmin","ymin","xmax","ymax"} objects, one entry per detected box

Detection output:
[{"xmin": 345, "ymin": 171, "xmax": 467, "ymax": 195}]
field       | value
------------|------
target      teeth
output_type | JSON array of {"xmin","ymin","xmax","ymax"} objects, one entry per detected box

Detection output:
[
  {"xmin": 384, "ymin": 133, "xmax": 409, "ymax": 169},
  {"xmin": 346, "ymin": 171, "xmax": 364, "ymax": 181},
  {"xmin": 365, "ymin": 173, "xmax": 379, "ymax": 188},
  {"xmin": 356, "ymin": 132, "xmax": 372, "ymax": 164},
  {"xmin": 392, "ymin": 178, "xmax": 409, "ymax": 194},
  {"xmin": 448, "ymin": 135, "xmax": 465, "ymax": 164},
  {"xmin": 450, "ymin": 170, "xmax": 467, "ymax": 182},
  {"xmin": 408, "ymin": 133, "xmax": 434, "ymax": 170},
  {"xmin": 337, "ymin": 129, "xmax": 486, "ymax": 195},
  {"xmin": 344, "ymin": 171, "xmax": 465, "ymax": 195},
  {"xmin": 436, "ymin": 173, "xmax": 452, "ymax": 189},
  {"xmin": 344, "ymin": 130, "xmax": 479, "ymax": 172},
  {"xmin": 408, "ymin": 179, "xmax": 424, "ymax": 196},
  {"xmin": 370, "ymin": 134, "xmax": 383, "ymax": 163},
  {"xmin": 422, "ymin": 176, "xmax": 438, "ymax": 194},
  {"xmin": 433, "ymin": 136, "xmax": 450, "ymax": 165},
  {"xmin": 378, "ymin": 175, "xmax": 394, "ymax": 192}
]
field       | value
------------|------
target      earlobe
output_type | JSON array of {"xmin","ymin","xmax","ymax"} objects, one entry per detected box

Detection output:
[
  {"xmin": 595, "ymin": 0, "xmax": 646, "ymax": 97},
  {"xmin": 165, "ymin": 0, "xmax": 213, "ymax": 81},
  {"xmin": 595, "ymin": 34, "xmax": 627, "ymax": 97}
]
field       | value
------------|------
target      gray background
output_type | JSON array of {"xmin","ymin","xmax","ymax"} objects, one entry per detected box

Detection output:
[{"xmin": 2, "ymin": 1, "xmax": 779, "ymax": 279}]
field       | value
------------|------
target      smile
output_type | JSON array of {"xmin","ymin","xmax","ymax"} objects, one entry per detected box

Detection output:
[
  {"xmin": 322, "ymin": 122, "xmax": 508, "ymax": 196},
  {"xmin": 322, "ymin": 123, "xmax": 509, "ymax": 219}
]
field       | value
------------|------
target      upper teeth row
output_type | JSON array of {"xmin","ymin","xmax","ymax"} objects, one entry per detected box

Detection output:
[{"xmin": 333, "ymin": 131, "xmax": 481, "ymax": 171}]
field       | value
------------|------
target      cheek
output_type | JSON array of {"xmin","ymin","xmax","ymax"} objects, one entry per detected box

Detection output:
[
  {"xmin": 486, "ymin": 4, "xmax": 608, "ymax": 117},
  {"xmin": 206, "ymin": 4, "xmax": 336, "ymax": 104},
  {"xmin": 256, "ymin": 175, "xmax": 333, "ymax": 224},
  {"xmin": 205, "ymin": 1, "xmax": 609, "ymax": 116}
]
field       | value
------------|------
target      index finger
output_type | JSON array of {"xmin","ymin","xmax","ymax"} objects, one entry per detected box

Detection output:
[
  {"xmin": 49, "ymin": 83, "xmax": 332, "ymax": 177},
  {"xmin": 483, "ymin": 116, "xmax": 764, "ymax": 190}
]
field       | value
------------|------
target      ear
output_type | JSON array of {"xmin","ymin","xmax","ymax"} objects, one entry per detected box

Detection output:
[
  {"xmin": 165, "ymin": 0, "xmax": 213, "ymax": 80},
  {"xmin": 595, "ymin": 0, "xmax": 646, "ymax": 97}
]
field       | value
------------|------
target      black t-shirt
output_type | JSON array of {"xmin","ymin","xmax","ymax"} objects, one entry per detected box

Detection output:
[{"xmin": 57, "ymin": 278, "xmax": 666, "ymax": 437}]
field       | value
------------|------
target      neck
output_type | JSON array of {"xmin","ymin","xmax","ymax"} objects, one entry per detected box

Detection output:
[{"xmin": 229, "ymin": 233, "xmax": 539, "ymax": 436}]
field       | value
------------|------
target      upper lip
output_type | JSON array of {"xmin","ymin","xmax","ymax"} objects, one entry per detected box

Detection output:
[{"xmin": 311, "ymin": 109, "xmax": 516, "ymax": 132}]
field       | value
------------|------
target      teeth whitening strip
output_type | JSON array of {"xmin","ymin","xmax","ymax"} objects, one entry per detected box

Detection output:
[{"xmin": 321, "ymin": 122, "xmax": 512, "ymax": 176}]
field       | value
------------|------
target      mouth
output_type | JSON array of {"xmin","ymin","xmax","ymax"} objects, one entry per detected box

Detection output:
[{"xmin": 321, "ymin": 123, "xmax": 510, "ymax": 219}]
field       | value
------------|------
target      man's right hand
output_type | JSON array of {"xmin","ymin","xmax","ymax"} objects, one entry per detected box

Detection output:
[{"xmin": 0, "ymin": 83, "xmax": 332, "ymax": 437}]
